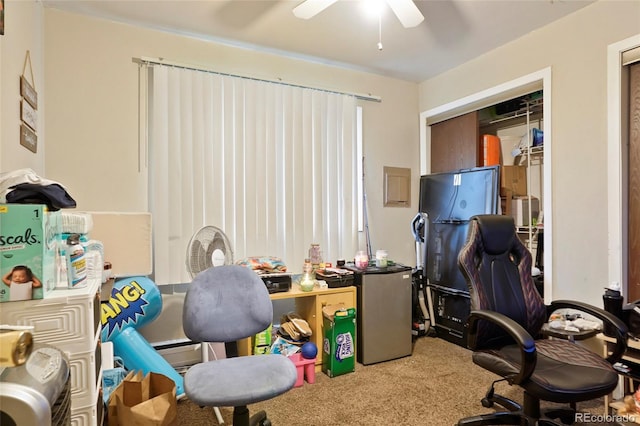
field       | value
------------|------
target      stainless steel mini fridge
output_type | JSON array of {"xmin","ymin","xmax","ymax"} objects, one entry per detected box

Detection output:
[{"xmin": 347, "ymin": 263, "xmax": 413, "ymax": 365}]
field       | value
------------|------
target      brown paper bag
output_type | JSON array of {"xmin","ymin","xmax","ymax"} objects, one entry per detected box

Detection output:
[{"xmin": 108, "ymin": 370, "xmax": 177, "ymax": 426}]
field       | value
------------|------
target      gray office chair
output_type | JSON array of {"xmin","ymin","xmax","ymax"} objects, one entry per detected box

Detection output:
[{"xmin": 182, "ymin": 265, "xmax": 298, "ymax": 426}]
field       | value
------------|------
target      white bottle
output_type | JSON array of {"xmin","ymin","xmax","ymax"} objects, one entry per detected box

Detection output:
[
  {"xmin": 66, "ymin": 233, "xmax": 87, "ymax": 288},
  {"xmin": 375, "ymin": 249, "xmax": 388, "ymax": 268}
]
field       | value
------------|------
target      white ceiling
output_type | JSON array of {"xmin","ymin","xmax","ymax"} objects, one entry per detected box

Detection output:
[{"xmin": 42, "ymin": 0, "xmax": 594, "ymax": 82}]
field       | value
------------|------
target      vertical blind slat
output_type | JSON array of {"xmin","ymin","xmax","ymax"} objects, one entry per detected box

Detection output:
[{"xmin": 147, "ymin": 64, "xmax": 359, "ymax": 284}]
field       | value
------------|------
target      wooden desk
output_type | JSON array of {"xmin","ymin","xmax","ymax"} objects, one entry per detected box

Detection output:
[{"xmin": 237, "ymin": 284, "xmax": 357, "ymax": 369}]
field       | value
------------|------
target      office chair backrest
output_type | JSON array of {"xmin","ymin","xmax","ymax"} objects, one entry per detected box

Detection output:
[
  {"xmin": 459, "ymin": 215, "xmax": 546, "ymax": 348},
  {"xmin": 183, "ymin": 265, "xmax": 272, "ymax": 343}
]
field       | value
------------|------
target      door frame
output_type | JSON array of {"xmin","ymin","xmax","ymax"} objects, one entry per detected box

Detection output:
[
  {"xmin": 607, "ymin": 34, "xmax": 640, "ymax": 297},
  {"xmin": 419, "ymin": 68, "xmax": 553, "ymax": 301}
]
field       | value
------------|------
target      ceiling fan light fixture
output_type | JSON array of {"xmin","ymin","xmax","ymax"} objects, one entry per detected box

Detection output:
[
  {"xmin": 361, "ymin": 0, "xmax": 385, "ymax": 18},
  {"xmin": 386, "ymin": 0, "xmax": 424, "ymax": 28},
  {"xmin": 293, "ymin": 0, "xmax": 424, "ymax": 29},
  {"xmin": 293, "ymin": 0, "xmax": 340, "ymax": 19}
]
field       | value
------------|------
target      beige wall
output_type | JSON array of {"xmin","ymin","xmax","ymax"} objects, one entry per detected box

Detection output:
[
  {"xmin": 0, "ymin": 4, "xmax": 420, "ymax": 343},
  {"xmin": 41, "ymin": 8, "xmax": 420, "ymax": 270},
  {"xmin": 1, "ymin": 0, "xmax": 45, "ymax": 172},
  {"xmin": 5, "ymin": 1, "xmax": 637, "ymax": 341},
  {"xmin": 419, "ymin": 0, "xmax": 640, "ymax": 306}
]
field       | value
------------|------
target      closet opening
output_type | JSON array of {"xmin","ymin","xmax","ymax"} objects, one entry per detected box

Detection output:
[{"xmin": 419, "ymin": 68, "xmax": 552, "ymax": 300}]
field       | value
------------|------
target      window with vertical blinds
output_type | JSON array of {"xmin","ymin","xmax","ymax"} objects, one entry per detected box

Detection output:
[{"xmin": 145, "ymin": 65, "xmax": 360, "ymax": 285}]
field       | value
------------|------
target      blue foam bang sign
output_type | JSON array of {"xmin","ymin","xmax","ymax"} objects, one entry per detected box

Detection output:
[{"xmin": 101, "ymin": 277, "xmax": 162, "ymax": 341}]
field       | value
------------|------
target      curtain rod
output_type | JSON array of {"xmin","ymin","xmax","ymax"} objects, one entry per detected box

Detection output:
[{"xmin": 133, "ymin": 56, "xmax": 382, "ymax": 103}]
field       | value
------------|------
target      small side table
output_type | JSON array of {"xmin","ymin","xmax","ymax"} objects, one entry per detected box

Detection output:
[{"xmin": 540, "ymin": 323, "xmax": 599, "ymax": 342}]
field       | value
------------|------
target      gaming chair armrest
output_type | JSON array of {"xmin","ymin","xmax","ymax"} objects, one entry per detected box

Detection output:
[
  {"xmin": 549, "ymin": 300, "xmax": 628, "ymax": 364},
  {"xmin": 467, "ymin": 310, "xmax": 536, "ymax": 385}
]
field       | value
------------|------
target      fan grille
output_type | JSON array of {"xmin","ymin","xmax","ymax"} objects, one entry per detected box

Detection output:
[{"xmin": 186, "ymin": 226, "xmax": 233, "ymax": 277}]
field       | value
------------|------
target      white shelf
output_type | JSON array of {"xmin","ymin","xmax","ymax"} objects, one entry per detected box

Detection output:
[
  {"xmin": 0, "ymin": 277, "xmax": 103, "ymax": 425},
  {"xmin": 519, "ymin": 145, "xmax": 544, "ymax": 157}
]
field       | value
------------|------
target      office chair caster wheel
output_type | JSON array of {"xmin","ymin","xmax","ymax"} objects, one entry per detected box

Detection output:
[
  {"xmin": 481, "ymin": 397, "xmax": 494, "ymax": 408},
  {"xmin": 546, "ymin": 410, "xmax": 575, "ymax": 425},
  {"xmin": 249, "ymin": 410, "xmax": 271, "ymax": 426}
]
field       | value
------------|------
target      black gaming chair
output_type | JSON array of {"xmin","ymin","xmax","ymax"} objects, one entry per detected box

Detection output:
[
  {"xmin": 457, "ymin": 215, "xmax": 628, "ymax": 425},
  {"xmin": 182, "ymin": 265, "xmax": 298, "ymax": 426}
]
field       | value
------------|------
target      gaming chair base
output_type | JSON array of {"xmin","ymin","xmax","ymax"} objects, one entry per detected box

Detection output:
[{"xmin": 457, "ymin": 390, "xmax": 576, "ymax": 426}]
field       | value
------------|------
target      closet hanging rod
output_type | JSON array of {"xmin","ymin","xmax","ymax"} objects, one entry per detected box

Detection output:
[
  {"xmin": 133, "ymin": 56, "xmax": 382, "ymax": 103},
  {"xmin": 488, "ymin": 109, "xmax": 542, "ymax": 125},
  {"xmin": 489, "ymin": 111, "xmax": 530, "ymax": 124}
]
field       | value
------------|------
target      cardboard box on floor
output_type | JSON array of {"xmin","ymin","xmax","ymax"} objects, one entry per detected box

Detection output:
[
  {"xmin": 501, "ymin": 165, "xmax": 527, "ymax": 197},
  {"xmin": 501, "ymin": 189, "xmax": 513, "ymax": 216},
  {"xmin": 322, "ymin": 304, "xmax": 356, "ymax": 378}
]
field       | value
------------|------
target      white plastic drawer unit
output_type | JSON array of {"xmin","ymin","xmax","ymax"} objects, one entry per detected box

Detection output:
[
  {"xmin": 0, "ymin": 278, "xmax": 103, "ymax": 425},
  {"xmin": 0, "ymin": 278, "xmax": 101, "ymax": 354},
  {"xmin": 68, "ymin": 338, "xmax": 102, "ymax": 407},
  {"xmin": 71, "ymin": 391, "xmax": 103, "ymax": 426}
]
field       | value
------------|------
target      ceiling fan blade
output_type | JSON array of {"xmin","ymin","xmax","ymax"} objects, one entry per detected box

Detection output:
[
  {"xmin": 386, "ymin": 0, "xmax": 424, "ymax": 28},
  {"xmin": 293, "ymin": 0, "xmax": 339, "ymax": 19}
]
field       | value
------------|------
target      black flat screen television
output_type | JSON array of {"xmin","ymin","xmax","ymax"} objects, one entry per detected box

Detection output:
[
  {"xmin": 419, "ymin": 166, "xmax": 500, "ymax": 292},
  {"xmin": 419, "ymin": 165, "xmax": 500, "ymax": 222}
]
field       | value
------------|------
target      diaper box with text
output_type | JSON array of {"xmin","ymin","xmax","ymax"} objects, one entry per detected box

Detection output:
[{"xmin": 0, "ymin": 204, "xmax": 61, "ymax": 302}]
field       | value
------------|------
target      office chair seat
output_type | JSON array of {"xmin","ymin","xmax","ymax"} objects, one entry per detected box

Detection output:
[
  {"xmin": 475, "ymin": 339, "xmax": 619, "ymax": 403},
  {"xmin": 184, "ymin": 355, "xmax": 298, "ymax": 407}
]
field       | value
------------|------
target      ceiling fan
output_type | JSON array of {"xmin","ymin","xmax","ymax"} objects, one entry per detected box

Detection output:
[{"xmin": 293, "ymin": 0, "xmax": 425, "ymax": 28}]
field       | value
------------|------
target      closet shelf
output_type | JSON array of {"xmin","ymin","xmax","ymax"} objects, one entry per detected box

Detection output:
[
  {"xmin": 521, "ymin": 145, "xmax": 543, "ymax": 156},
  {"xmin": 480, "ymin": 96, "xmax": 543, "ymax": 127}
]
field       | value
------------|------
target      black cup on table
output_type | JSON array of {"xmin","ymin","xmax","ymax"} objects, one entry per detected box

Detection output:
[{"xmin": 603, "ymin": 288, "xmax": 623, "ymax": 337}]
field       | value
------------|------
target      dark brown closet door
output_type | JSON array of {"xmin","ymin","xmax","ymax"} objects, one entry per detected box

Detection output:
[
  {"xmin": 629, "ymin": 63, "xmax": 640, "ymax": 301},
  {"xmin": 430, "ymin": 111, "xmax": 479, "ymax": 173}
]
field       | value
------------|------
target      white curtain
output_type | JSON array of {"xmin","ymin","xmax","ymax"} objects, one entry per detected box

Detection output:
[{"xmin": 147, "ymin": 65, "xmax": 359, "ymax": 285}]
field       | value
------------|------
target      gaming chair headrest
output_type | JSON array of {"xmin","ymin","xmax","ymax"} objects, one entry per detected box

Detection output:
[{"xmin": 473, "ymin": 215, "xmax": 516, "ymax": 255}]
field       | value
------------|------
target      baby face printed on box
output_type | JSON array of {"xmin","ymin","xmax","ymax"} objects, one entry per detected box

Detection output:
[{"xmin": 0, "ymin": 204, "xmax": 59, "ymax": 302}]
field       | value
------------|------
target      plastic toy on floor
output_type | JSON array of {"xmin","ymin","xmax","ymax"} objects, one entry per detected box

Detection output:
[
  {"xmin": 101, "ymin": 276, "xmax": 185, "ymax": 398},
  {"xmin": 289, "ymin": 352, "xmax": 316, "ymax": 387},
  {"xmin": 617, "ymin": 385, "xmax": 640, "ymax": 419}
]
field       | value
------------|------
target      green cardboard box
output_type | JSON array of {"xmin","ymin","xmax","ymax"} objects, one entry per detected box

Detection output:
[
  {"xmin": 322, "ymin": 304, "xmax": 356, "ymax": 377},
  {"xmin": 0, "ymin": 204, "xmax": 60, "ymax": 302},
  {"xmin": 253, "ymin": 325, "xmax": 272, "ymax": 355}
]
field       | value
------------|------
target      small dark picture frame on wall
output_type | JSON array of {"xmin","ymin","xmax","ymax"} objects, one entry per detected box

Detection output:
[{"xmin": 0, "ymin": 0, "xmax": 4, "ymax": 36}]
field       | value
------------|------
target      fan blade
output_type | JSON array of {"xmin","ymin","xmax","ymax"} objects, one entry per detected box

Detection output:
[
  {"xmin": 293, "ymin": 0, "xmax": 339, "ymax": 19},
  {"xmin": 386, "ymin": 0, "xmax": 424, "ymax": 28},
  {"xmin": 189, "ymin": 239, "xmax": 205, "ymax": 277}
]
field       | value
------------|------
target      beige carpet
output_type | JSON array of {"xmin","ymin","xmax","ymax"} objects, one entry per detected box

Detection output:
[{"xmin": 176, "ymin": 336, "xmax": 610, "ymax": 425}]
